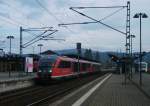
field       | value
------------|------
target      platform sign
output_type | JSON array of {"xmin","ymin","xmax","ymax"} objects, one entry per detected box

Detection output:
[{"xmin": 25, "ymin": 57, "xmax": 33, "ymax": 72}]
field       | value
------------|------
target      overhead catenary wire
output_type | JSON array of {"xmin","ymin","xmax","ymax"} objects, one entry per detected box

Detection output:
[
  {"xmin": 36, "ymin": 0, "xmax": 94, "ymax": 46},
  {"xmin": 23, "ymin": 30, "xmax": 58, "ymax": 48},
  {"xmin": 21, "ymin": 27, "xmax": 54, "ymax": 44},
  {"xmin": 36, "ymin": 0, "xmax": 63, "ymax": 24},
  {"xmin": 99, "ymin": 7, "xmax": 125, "ymax": 22},
  {"xmin": 23, "ymin": 29, "xmax": 49, "ymax": 47},
  {"xmin": 0, "ymin": 13, "xmax": 30, "ymax": 27},
  {"xmin": 1, "ymin": 1, "xmax": 46, "ymax": 27},
  {"xmin": 59, "ymin": 7, "xmax": 125, "ymax": 26},
  {"xmin": 41, "ymin": 38, "xmax": 65, "ymax": 41},
  {"xmin": 40, "ymin": 30, "xmax": 58, "ymax": 39},
  {"xmin": 23, "ymin": 27, "xmax": 57, "ymax": 46},
  {"xmin": 24, "ymin": 28, "xmax": 52, "ymax": 37},
  {"xmin": 0, "ymin": 16, "xmax": 19, "ymax": 27},
  {"xmin": 0, "ymin": 1, "xmax": 62, "ymax": 53},
  {"xmin": 0, "ymin": 14, "xmax": 55, "ymax": 50},
  {"xmin": 70, "ymin": 7, "xmax": 126, "ymax": 35},
  {"xmin": 71, "ymin": 6, "xmax": 127, "ymax": 9},
  {"xmin": 24, "ymin": 31, "xmax": 43, "ymax": 37},
  {"xmin": 35, "ymin": 0, "xmax": 81, "ymax": 44},
  {"xmin": 24, "ymin": 27, "xmax": 53, "ymax": 30},
  {"xmin": 0, "ymin": 4, "xmax": 50, "ymax": 42},
  {"xmin": 58, "ymin": 4, "xmax": 127, "ymax": 49},
  {"xmin": 35, "ymin": 0, "xmax": 78, "ymax": 34}
]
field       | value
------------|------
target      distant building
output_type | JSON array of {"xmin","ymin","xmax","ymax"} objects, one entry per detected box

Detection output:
[{"xmin": 41, "ymin": 50, "xmax": 58, "ymax": 55}]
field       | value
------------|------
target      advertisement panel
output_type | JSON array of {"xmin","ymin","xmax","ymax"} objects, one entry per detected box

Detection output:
[{"xmin": 25, "ymin": 57, "xmax": 33, "ymax": 72}]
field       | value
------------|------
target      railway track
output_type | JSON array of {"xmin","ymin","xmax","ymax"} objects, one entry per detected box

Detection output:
[{"xmin": 0, "ymin": 73, "xmax": 105, "ymax": 106}]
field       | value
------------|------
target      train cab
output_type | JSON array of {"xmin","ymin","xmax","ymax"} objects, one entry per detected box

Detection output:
[{"xmin": 37, "ymin": 55, "xmax": 58, "ymax": 80}]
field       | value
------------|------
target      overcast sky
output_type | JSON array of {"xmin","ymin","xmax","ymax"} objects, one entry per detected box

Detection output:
[{"xmin": 0, "ymin": 0, "xmax": 149, "ymax": 54}]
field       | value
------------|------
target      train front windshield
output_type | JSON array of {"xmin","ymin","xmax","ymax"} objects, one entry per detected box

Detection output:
[{"xmin": 38, "ymin": 55, "xmax": 57, "ymax": 73}]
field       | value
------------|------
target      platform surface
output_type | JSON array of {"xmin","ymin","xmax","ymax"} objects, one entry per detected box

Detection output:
[
  {"xmin": 132, "ymin": 73, "xmax": 150, "ymax": 97},
  {"xmin": 51, "ymin": 74, "xmax": 150, "ymax": 106}
]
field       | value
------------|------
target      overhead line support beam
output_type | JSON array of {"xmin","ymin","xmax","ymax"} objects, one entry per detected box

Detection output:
[
  {"xmin": 70, "ymin": 8, "xmax": 126, "ymax": 35},
  {"xmin": 71, "ymin": 6, "xmax": 127, "ymax": 9}
]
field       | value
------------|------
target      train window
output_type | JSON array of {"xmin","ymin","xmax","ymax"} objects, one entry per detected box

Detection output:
[
  {"xmin": 39, "ymin": 60, "xmax": 54, "ymax": 70},
  {"xmin": 58, "ymin": 61, "xmax": 71, "ymax": 68},
  {"xmin": 39, "ymin": 55, "xmax": 57, "ymax": 68}
]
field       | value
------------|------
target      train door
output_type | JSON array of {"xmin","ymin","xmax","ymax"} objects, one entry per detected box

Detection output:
[
  {"xmin": 73, "ymin": 62, "xmax": 78, "ymax": 72},
  {"xmin": 82, "ymin": 63, "xmax": 87, "ymax": 72}
]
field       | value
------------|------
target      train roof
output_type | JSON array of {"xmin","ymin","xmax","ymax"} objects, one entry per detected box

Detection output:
[
  {"xmin": 59, "ymin": 56, "xmax": 101, "ymax": 65},
  {"xmin": 39, "ymin": 55, "xmax": 58, "ymax": 61},
  {"xmin": 40, "ymin": 55, "xmax": 101, "ymax": 65}
]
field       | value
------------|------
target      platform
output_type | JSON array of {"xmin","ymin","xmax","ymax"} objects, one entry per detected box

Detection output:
[
  {"xmin": 132, "ymin": 73, "xmax": 150, "ymax": 98},
  {"xmin": 0, "ymin": 72, "xmax": 36, "ymax": 82},
  {"xmin": 51, "ymin": 74, "xmax": 150, "ymax": 106},
  {"xmin": 0, "ymin": 72, "xmax": 36, "ymax": 93}
]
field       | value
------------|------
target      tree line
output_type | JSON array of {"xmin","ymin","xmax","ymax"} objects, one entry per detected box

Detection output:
[{"xmin": 84, "ymin": 49, "xmax": 100, "ymax": 62}]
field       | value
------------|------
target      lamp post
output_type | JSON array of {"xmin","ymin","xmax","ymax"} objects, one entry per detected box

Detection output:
[
  {"xmin": 37, "ymin": 44, "xmax": 43, "ymax": 54},
  {"xmin": 6, "ymin": 36, "xmax": 14, "ymax": 77},
  {"xmin": 7, "ymin": 36, "xmax": 14, "ymax": 55},
  {"xmin": 133, "ymin": 13, "xmax": 148, "ymax": 85}
]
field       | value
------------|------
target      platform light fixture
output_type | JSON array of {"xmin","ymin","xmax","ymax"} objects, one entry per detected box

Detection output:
[{"xmin": 133, "ymin": 12, "xmax": 148, "ymax": 85}]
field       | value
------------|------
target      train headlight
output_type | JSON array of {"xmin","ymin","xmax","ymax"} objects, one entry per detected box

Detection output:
[{"xmin": 49, "ymin": 70, "xmax": 52, "ymax": 72}]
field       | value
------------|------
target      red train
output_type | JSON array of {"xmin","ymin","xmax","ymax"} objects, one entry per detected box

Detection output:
[{"xmin": 35, "ymin": 55, "xmax": 101, "ymax": 81}]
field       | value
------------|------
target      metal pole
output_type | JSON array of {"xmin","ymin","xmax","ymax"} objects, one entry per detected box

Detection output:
[
  {"xmin": 10, "ymin": 38, "xmax": 11, "ymax": 54},
  {"xmin": 125, "ymin": 1, "xmax": 130, "ymax": 84},
  {"xmin": 128, "ymin": 1, "xmax": 131, "ymax": 79},
  {"xmin": 131, "ymin": 35, "xmax": 133, "ymax": 78},
  {"xmin": 78, "ymin": 52, "xmax": 80, "ymax": 74},
  {"xmin": 131, "ymin": 36, "xmax": 132, "ymax": 56},
  {"xmin": 20, "ymin": 27, "xmax": 22, "ymax": 55},
  {"xmin": 76, "ymin": 43, "xmax": 81, "ymax": 75},
  {"xmin": 40, "ymin": 46, "xmax": 41, "ymax": 54},
  {"xmin": 8, "ymin": 58, "xmax": 11, "ymax": 77},
  {"xmin": 139, "ymin": 13, "xmax": 142, "ymax": 85},
  {"xmin": 20, "ymin": 27, "xmax": 23, "ymax": 77}
]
